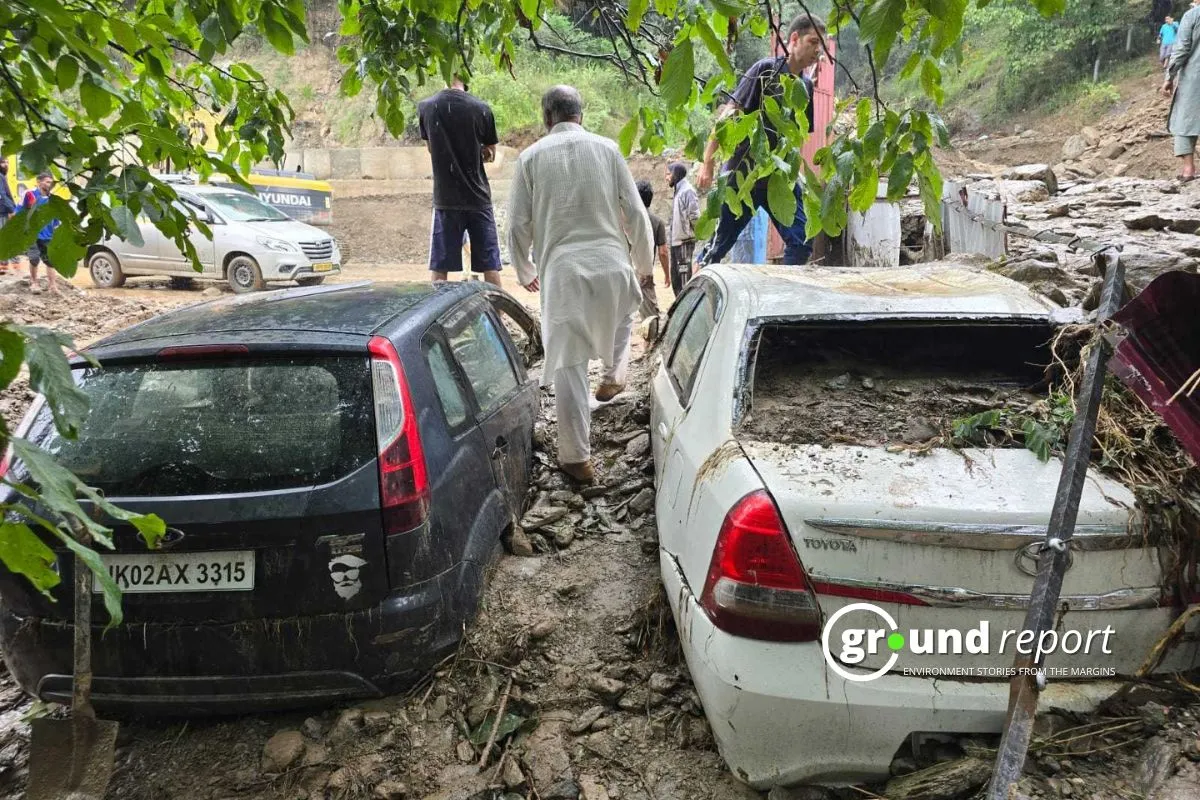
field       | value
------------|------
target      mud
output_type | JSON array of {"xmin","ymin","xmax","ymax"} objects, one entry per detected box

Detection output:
[{"xmin": 740, "ymin": 322, "xmax": 1052, "ymax": 448}]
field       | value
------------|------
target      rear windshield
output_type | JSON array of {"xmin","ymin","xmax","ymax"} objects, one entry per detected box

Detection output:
[
  {"xmin": 741, "ymin": 320, "xmax": 1056, "ymax": 448},
  {"xmin": 28, "ymin": 356, "xmax": 375, "ymax": 496}
]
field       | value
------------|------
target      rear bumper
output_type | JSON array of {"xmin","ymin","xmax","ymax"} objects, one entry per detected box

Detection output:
[
  {"xmin": 660, "ymin": 551, "xmax": 1121, "ymax": 788},
  {"xmin": 0, "ymin": 563, "xmax": 478, "ymax": 714}
]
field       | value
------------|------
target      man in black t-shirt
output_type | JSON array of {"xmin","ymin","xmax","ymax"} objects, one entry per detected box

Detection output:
[
  {"xmin": 419, "ymin": 79, "xmax": 503, "ymax": 286},
  {"xmin": 696, "ymin": 13, "xmax": 825, "ymax": 267}
]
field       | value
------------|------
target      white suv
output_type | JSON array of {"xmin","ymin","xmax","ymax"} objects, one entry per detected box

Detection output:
[{"xmin": 87, "ymin": 184, "xmax": 343, "ymax": 293}]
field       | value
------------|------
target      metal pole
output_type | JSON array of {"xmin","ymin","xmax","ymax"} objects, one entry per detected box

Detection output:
[{"xmin": 986, "ymin": 250, "xmax": 1125, "ymax": 800}]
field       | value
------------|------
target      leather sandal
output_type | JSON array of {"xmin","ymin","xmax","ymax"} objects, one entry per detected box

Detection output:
[
  {"xmin": 595, "ymin": 382, "xmax": 624, "ymax": 402},
  {"xmin": 559, "ymin": 461, "xmax": 596, "ymax": 484}
]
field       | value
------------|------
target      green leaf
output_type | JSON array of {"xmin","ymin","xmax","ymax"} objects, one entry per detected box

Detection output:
[
  {"xmin": 0, "ymin": 207, "xmax": 38, "ymax": 262},
  {"xmin": 654, "ymin": 0, "xmax": 678, "ymax": 15},
  {"xmin": 0, "ymin": 326, "xmax": 25, "ymax": 393},
  {"xmin": 626, "ymin": 0, "xmax": 649, "ymax": 33},
  {"xmin": 47, "ymin": 226, "xmax": 83, "ymax": 279},
  {"xmin": 55, "ymin": 56, "xmax": 79, "ymax": 91},
  {"xmin": 1030, "ymin": 0, "xmax": 1066, "ymax": 16},
  {"xmin": 260, "ymin": 7, "xmax": 296, "ymax": 55},
  {"xmin": 17, "ymin": 328, "xmax": 89, "ymax": 438},
  {"xmin": 1022, "ymin": 419, "xmax": 1056, "ymax": 462},
  {"xmin": 519, "ymin": 0, "xmax": 540, "ymax": 26},
  {"xmin": 0, "ymin": 522, "xmax": 60, "ymax": 597},
  {"xmin": 849, "ymin": 167, "xmax": 879, "ymax": 213},
  {"xmin": 859, "ymin": 0, "xmax": 906, "ymax": 66},
  {"xmin": 887, "ymin": 153, "xmax": 914, "ymax": 198},
  {"xmin": 695, "ymin": 16, "xmax": 733, "ymax": 75},
  {"xmin": 341, "ymin": 63, "xmax": 363, "ymax": 97},
  {"xmin": 469, "ymin": 712, "xmax": 526, "ymax": 745},
  {"xmin": 856, "ymin": 98, "xmax": 871, "ymax": 139},
  {"xmin": 55, "ymin": 529, "xmax": 125, "ymax": 627},
  {"xmin": 920, "ymin": 59, "xmax": 945, "ymax": 106},
  {"xmin": 111, "ymin": 206, "xmax": 144, "ymax": 247},
  {"xmin": 79, "ymin": 77, "xmax": 114, "ymax": 121},
  {"xmin": 618, "ymin": 115, "xmax": 639, "ymax": 156},
  {"xmin": 767, "ymin": 172, "xmax": 798, "ymax": 228},
  {"xmin": 659, "ymin": 39, "xmax": 694, "ymax": 110}
]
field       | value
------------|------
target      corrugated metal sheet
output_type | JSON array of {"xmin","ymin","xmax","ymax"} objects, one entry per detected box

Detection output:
[{"xmin": 943, "ymin": 180, "xmax": 1007, "ymax": 258}]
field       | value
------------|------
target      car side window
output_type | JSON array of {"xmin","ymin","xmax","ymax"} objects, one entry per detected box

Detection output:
[
  {"xmin": 447, "ymin": 310, "xmax": 520, "ymax": 415},
  {"xmin": 424, "ymin": 336, "xmax": 470, "ymax": 431},
  {"xmin": 667, "ymin": 290, "xmax": 718, "ymax": 402},
  {"xmin": 661, "ymin": 287, "xmax": 704, "ymax": 358}
]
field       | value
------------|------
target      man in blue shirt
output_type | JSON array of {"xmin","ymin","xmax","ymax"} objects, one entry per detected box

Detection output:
[
  {"xmin": 695, "ymin": 13, "xmax": 826, "ymax": 267},
  {"xmin": 1160, "ymin": 16, "xmax": 1180, "ymax": 67},
  {"xmin": 19, "ymin": 173, "xmax": 63, "ymax": 294}
]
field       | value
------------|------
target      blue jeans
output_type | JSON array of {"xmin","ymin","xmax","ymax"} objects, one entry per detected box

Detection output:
[{"xmin": 699, "ymin": 177, "xmax": 812, "ymax": 266}]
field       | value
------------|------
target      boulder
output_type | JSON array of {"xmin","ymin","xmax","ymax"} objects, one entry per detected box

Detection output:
[
  {"xmin": 1001, "ymin": 164, "xmax": 1058, "ymax": 195},
  {"xmin": 523, "ymin": 722, "xmax": 574, "ymax": 793},
  {"xmin": 1080, "ymin": 126, "xmax": 1102, "ymax": 146},
  {"xmin": 1062, "ymin": 135, "xmax": 1090, "ymax": 161},
  {"xmin": 262, "ymin": 730, "xmax": 305, "ymax": 773},
  {"xmin": 1101, "ymin": 141, "xmax": 1127, "ymax": 160}
]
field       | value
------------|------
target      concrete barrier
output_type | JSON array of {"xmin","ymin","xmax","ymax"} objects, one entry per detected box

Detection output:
[
  {"xmin": 265, "ymin": 145, "xmax": 525, "ymax": 182},
  {"xmin": 360, "ymin": 148, "xmax": 394, "ymax": 180},
  {"xmin": 303, "ymin": 149, "xmax": 333, "ymax": 180}
]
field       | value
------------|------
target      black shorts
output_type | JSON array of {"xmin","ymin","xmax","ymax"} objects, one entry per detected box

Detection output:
[
  {"xmin": 27, "ymin": 240, "xmax": 50, "ymax": 268},
  {"xmin": 429, "ymin": 207, "xmax": 502, "ymax": 273}
]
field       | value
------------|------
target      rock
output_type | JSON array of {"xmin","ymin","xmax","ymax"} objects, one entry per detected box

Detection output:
[
  {"xmin": 329, "ymin": 754, "xmax": 386, "ymax": 792},
  {"xmin": 507, "ymin": 526, "xmax": 535, "ymax": 557},
  {"xmin": 374, "ymin": 781, "xmax": 408, "ymax": 800},
  {"xmin": 201, "ymin": 287, "xmax": 222, "ymax": 297},
  {"xmin": 262, "ymin": 730, "xmax": 305, "ymax": 773},
  {"xmin": 767, "ymin": 787, "xmax": 834, "ymax": 800},
  {"xmin": 903, "ymin": 418, "xmax": 939, "ymax": 444},
  {"xmin": 1137, "ymin": 737, "xmax": 1179, "ymax": 797},
  {"xmin": 502, "ymin": 757, "xmax": 526, "ymax": 789},
  {"xmin": 1123, "ymin": 211, "xmax": 1200, "ymax": 234},
  {"xmin": 554, "ymin": 528, "xmax": 575, "ymax": 549},
  {"xmin": 991, "ymin": 260, "xmax": 1071, "ymax": 286},
  {"xmin": 825, "ymin": 372, "xmax": 851, "ymax": 390},
  {"xmin": 543, "ymin": 780, "xmax": 582, "ymax": 799},
  {"xmin": 647, "ymin": 672, "xmax": 676, "ymax": 694},
  {"xmin": 1081, "ymin": 126, "xmax": 1102, "ymax": 146},
  {"xmin": 524, "ymin": 723, "xmax": 574, "ymax": 792},
  {"xmin": 363, "ymin": 710, "xmax": 392, "ymax": 733},
  {"xmin": 301, "ymin": 717, "xmax": 324, "ymax": 740},
  {"xmin": 302, "ymin": 743, "xmax": 330, "ymax": 767},
  {"xmin": 429, "ymin": 694, "xmax": 449, "ymax": 720},
  {"xmin": 861, "ymin": 377, "xmax": 876, "ymax": 390},
  {"xmin": 423, "ymin": 766, "xmax": 490, "ymax": 800},
  {"xmin": 1062, "ymin": 135, "xmax": 1090, "ymax": 160},
  {"xmin": 1152, "ymin": 762, "xmax": 1200, "ymax": 800},
  {"xmin": 628, "ymin": 488, "xmax": 654, "ymax": 515},
  {"xmin": 1121, "ymin": 250, "xmax": 1190, "ymax": 294},
  {"xmin": 617, "ymin": 687, "xmax": 649, "ymax": 711},
  {"xmin": 456, "ymin": 740, "xmax": 475, "ymax": 762},
  {"xmin": 624, "ymin": 433, "xmax": 651, "ymax": 459},
  {"xmin": 1001, "ymin": 164, "xmax": 1058, "ymax": 195},
  {"xmin": 231, "ymin": 766, "xmax": 260, "ymax": 789},
  {"xmin": 549, "ymin": 490, "xmax": 586, "ymax": 509},
  {"xmin": 994, "ymin": 180, "xmax": 1050, "ymax": 203},
  {"xmin": 328, "ymin": 707, "xmax": 364, "ymax": 745},
  {"xmin": 586, "ymin": 674, "xmax": 628, "ymax": 701},
  {"xmin": 530, "ymin": 618, "xmax": 558, "ymax": 640},
  {"xmin": 883, "ymin": 757, "xmax": 991, "ymax": 800},
  {"xmin": 1112, "ymin": 162, "xmax": 1131, "ymax": 177},
  {"xmin": 569, "ymin": 706, "xmax": 607, "ymax": 734},
  {"xmin": 1138, "ymin": 702, "xmax": 1170, "ymax": 734},
  {"xmin": 1101, "ymin": 141, "xmax": 1127, "ymax": 160},
  {"xmin": 579, "ymin": 775, "xmax": 611, "ymax": 800},
  {"xmin": 521, "ymin": 506, "xmax": 570, "ymax": 531}
]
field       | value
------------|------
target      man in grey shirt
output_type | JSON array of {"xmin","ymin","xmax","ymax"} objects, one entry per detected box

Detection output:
[{"xmin": 667, "ymin": 162, "xmax": 700, "ymax": 296}]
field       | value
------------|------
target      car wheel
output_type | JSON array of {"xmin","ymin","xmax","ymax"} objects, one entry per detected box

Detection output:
[
  {"xmin": 296, "ymin": 276, "xmax": 325, "ymax": 287},
  {"xmin": 88, "ymin": 249, "xmax": 126, "ymax": 288},
  {"xmin": 226, "ymin": 255, "xmax": 265, "ymax": 294},
  {"xmin": 169, "ymin": 276, "xmax": 195, "ymax": 290}
]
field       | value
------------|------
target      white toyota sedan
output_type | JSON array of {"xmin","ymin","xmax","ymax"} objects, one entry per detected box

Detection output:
[{"xmin": 649, "ymin": 263, "xmax": 1199, "ymax": 788}]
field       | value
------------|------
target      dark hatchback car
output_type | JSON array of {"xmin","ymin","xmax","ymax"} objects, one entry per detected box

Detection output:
[{"xmin": 0, "ymin": 280, "xmax": 541, "ymax": 713}]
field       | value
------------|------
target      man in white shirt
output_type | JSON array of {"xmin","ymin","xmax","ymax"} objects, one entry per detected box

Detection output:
[
  {"xmin": 508, "ymin": 86, "xmax": 654, "ymax": 484},
  {"xmin": 667, "ymin": 162, "xmax": 700, "ymax": 296}
]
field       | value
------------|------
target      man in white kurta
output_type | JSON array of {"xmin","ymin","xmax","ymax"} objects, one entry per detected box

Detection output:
[{"xmin": 508, "ymin": 85, "xmax": 654, "ymax": 484}]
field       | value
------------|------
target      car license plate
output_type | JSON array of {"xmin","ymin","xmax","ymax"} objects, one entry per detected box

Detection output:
[
  {"xmin": 313, "ymin": 262, "xmax": 333, "ymax": 272},
  {"xmin": 95, "ymin": 551, "xmax": 255, "ymax": 593}
]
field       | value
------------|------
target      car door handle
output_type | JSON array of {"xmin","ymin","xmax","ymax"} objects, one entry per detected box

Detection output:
[{"xmin": 492, "ymin": 436, "xmax": 509, "ymax": 459}]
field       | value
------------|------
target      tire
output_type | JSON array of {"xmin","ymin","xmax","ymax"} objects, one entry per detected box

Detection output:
[
  {"xmin": 169, "ymin": 276, "xmax": 195, "ymax": 290},
  {"xmin": 296, "ymin": 276, "xmax": 325, "ymax": 287},
  {"xmin": 88, "ymin": 249, "xmax": 126, "ymax": 288},
  {"xmin": 226, "ymin": 254, "xmax": 265, "ymax": 294}
]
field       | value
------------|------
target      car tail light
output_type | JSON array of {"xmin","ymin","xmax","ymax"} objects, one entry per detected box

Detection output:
[
  {"xmin": 699, "ymin": 490, "xmax": 823, "ymax": 642},
  {"xmin": 369, "ymin": 336, "xmax": 429, "ymax": 533}
]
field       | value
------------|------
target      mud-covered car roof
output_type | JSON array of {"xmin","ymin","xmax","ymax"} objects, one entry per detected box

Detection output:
[{"xmin": 707, "ymin": 261, "xmax": 1060, "ymax": 319}]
